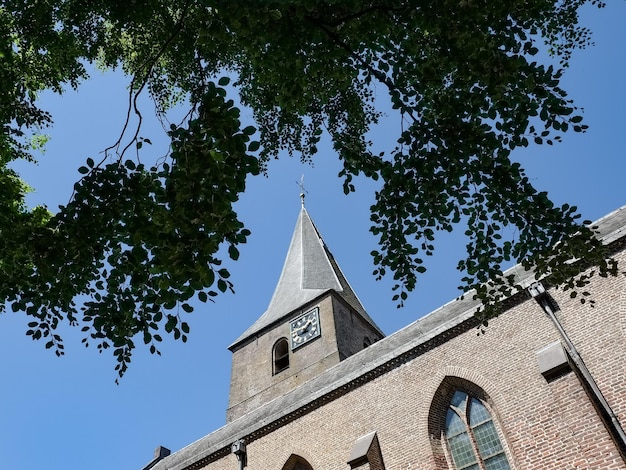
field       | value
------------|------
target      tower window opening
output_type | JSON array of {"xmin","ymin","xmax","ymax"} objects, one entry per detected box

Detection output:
[{"xmin": 273, "ymin": 338, "xmax": 290, "ymax": 375}]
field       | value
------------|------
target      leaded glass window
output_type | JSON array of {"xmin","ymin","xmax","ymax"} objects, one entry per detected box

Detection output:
[{"xmin": 445, "ymin": 391, "xmax": 511, "ymax": 470}]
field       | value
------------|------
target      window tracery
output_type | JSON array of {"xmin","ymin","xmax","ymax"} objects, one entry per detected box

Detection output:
[{"xmin": 444, "ymin": 391, "xmax": 511, "ymax": 470}]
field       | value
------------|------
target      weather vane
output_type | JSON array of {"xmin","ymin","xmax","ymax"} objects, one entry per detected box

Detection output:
[{"xmin": 297, "ymin": 174, "xmax": 308, "ymax": 207}]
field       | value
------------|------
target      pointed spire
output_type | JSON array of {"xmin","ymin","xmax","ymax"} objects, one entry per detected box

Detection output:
[{"xmin": 229, "ymin": 207, "xmax": 382, "ymax": 349}]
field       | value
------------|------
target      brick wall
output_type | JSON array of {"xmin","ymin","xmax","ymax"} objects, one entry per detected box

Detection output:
[{"xmin": 209, "ymin": 248, "xmax": 626, "ymax": 469}]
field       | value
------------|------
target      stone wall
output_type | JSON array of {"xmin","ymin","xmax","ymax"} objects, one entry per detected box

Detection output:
[
  {"xmin": 228, "ymin": 294, "xmax": 343, "ymax": 422},
  {"xmin": 333, "ymin": 296, "xmax": 384, "ymax": 361}
]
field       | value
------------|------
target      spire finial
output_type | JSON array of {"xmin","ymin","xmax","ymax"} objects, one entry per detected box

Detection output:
[{"xmin": 297, "ymin": 174, "xmax": 308, "ymax": 207}]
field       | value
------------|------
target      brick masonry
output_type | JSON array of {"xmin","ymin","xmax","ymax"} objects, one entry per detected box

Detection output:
[
  {"xmin": 151, "ymin": 207, "xmax": 626, "ymax": 470},
  {"xmin": 218, "ymin": 249, "xmax": 626, "ymax": 469}
]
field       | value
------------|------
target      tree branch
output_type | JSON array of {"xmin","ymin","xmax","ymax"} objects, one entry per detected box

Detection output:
[
  {"xmin": 307, "ymin": 17, "xmax": 419, "ymax": 123},
  {"xmin": 102, "ymin": 1, "xmax": 194, "ymax": 163}
]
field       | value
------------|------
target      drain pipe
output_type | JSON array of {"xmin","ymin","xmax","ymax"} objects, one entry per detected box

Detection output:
[
  {"xmin": 231, "ymin": 439, "xmax": 247, "ymax": 470},
  {"xmin": 528, "ymin": 281, "xmax": 626, "ymax": 459}
]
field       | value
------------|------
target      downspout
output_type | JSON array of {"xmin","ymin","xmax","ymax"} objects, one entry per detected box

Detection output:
[
  {"xmin": 231, "ymin": 439, "xmax": 247, "ymax": 470},
  {"xmin": 528, "ymin": 281, "xmax": 626, "ymax": 460}
]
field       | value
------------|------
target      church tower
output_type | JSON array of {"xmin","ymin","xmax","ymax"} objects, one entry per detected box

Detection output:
[{"xmin": 226, "ymin": 207, "xmax": 384, "ymax": 422}]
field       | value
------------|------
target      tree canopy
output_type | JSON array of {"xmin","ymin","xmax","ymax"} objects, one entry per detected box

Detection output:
[{"xmin": 0, "ymin": 0, "xmax": 617, "ymax": 377}]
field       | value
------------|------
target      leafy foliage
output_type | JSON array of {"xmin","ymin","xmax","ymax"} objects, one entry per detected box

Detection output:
[{"xmin": 0, "ymin": 0, "xmax": 617, "ymax": 377}]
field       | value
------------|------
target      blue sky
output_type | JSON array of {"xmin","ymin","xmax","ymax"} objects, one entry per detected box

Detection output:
[{"xmin": 1, "ymin": 3, "xmax": 625, "ymax": 469}]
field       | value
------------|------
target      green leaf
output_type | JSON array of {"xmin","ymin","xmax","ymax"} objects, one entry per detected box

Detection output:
[
  {"xmin": 228, "ymin": 245, "xmax": 240, "ymax": 260},
  {"xmin": 181, "ymin": 303, "xmax": 194, "ymax": 313},
  {"xmin": 165, "ymin": 316, "xmax": 177, "ymax": 333}
]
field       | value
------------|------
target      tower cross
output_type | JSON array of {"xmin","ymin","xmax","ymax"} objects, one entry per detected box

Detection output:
[{"xmin": 297, "ymin": 174, "xmax": 308, "ymax": 207}]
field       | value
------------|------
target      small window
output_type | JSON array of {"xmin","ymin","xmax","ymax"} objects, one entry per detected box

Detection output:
[
  {"xmin": 273, "ymin": 338, "xmax": 289, "ymax": 374},
  {"xmin": 445, "ymin": 391, "xmax": 511, "ymax": 470},
  {"xmin": 363, "ymin": 336, "xmax": 372, "ymax": 348}
]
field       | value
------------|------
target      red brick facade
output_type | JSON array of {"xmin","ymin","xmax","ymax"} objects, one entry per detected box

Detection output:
[{"xmin": 229, "ymin": 255, "xmax": 625, "ymax": 469}]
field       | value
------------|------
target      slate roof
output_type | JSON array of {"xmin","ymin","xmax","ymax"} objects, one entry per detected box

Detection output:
[
  {"xmin": 149, "ymin": 204, "xmax": 626, "ymax": 470},
  {"xmin": 229, "ymin": 207, "xmax": 383, "ymax": 349}
]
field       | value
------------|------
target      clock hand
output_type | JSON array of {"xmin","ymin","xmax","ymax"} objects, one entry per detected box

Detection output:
[
  {"xmin": 291, "ymin": 324, "xmax": 306, "ymax": 339},
  {"xmin": 297, "ymin": 320, "xmax": 312, "ymax": 335}
]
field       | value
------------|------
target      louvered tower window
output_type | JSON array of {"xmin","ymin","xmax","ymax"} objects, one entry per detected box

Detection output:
[{"xmin": 273, "ymin": 338, "xmax": 289, "ymax": 374}]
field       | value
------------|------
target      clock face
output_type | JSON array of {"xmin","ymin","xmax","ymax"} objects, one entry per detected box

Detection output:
[{"xmin": 290, "ymin": 307, "xmax": 321, "ymax": 350}]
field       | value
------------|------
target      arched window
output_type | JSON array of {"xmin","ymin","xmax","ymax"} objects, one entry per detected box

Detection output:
[
  {"xmin": 273, "ymin": 338, "xmax": 289, "ymax": 375},
  {"xmin": 282, "ymin": 454, "xmax": 313, "ymax": 470},
  {"xmin": 363, "ymin": 336, "xmax": 372, "ymax": 348},
  {"xmin": 445, "ymin": 390, "xmax": 511, "ymax": 470}
]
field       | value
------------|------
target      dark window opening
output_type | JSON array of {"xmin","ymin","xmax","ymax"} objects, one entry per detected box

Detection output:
[
  {"xmin": 282, "ymin": 454, "xmax": 314, "ymax": 470},
  {"xmin": 273, "ymin": 338, "xmax": 289, "ymax": 375}
]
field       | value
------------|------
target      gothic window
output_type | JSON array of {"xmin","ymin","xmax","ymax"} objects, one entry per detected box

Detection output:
[
  {"xmin": 363, "ymin": 336, "xmax": 372, "ymax": 348},
  {"xmin": 445, "ymin": 391, "xmax": 511, "ymax": 470},
  {"xmin": 273, "ymin": 338, "xmax": 289, "ymax": 375},
  {"xmin": 282, "ymin": 454, "xmax": 313, "ymax": 470}
]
